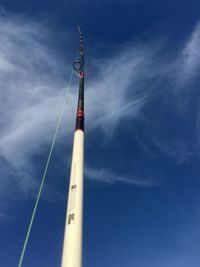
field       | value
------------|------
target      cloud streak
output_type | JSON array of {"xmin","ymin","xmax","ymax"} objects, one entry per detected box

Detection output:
[
  {"xmin": 179, "ymin": 22, "xmax": 200, "ymax": 83},
  {"xmin": 1, "ymin": 15, "xmax": 200, "ymax": 217},
  {"xmin": 0, "ymin": 15, "xmax": 157, "ymax": 196},
  {"xmin": 85, "ymin": 166, "xmax": 155, "ymax": 186}
]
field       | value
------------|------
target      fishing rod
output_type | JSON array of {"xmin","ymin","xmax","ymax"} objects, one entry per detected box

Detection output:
[
  {"xmin": 16, "ymin": 1, "xmax": 85, "ymax": 266},
  {"xmin": 61, "ymin": 26, "xmax": 85, "ymax": 267}
]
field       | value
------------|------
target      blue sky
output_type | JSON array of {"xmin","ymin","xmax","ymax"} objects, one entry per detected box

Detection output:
[{"xmin": 1, "ymin": 0, "xmax": 200, "ymax": 266}]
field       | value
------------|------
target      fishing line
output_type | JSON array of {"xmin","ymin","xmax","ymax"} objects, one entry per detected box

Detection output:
[
  {"xmin": 17, "ymin": 64, "xmax": 76, "ymax": 267},
  {"xmin": 60, "ymin": 0, "xmax": 80, "ymax": 28},
  {"xmin": 18, "ymin": 0, "xmax": 83, "ymax": 264}
]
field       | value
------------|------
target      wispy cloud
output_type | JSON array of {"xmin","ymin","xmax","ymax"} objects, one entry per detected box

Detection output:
[
  {"xmin": 0, "ymin": 16, "xmax": 69, "ymax": 191},
  {"xmin": 1, "ymin": 14, "xmax": 200, "ymax": 217},
  {"xmin": 0, "ymin": 16, "xmax": 77, "ymax": 218},
  {"xmin": 0, "ymin": 6, "xmax": 7, "ymax": 16},
  {"xmin": 86, "ymin": 45, "xmax": 157, "ymax": 136},
  {"xmin": 129, "ymin": 22, "xmax": 200, "ymax": 164},
  {"xmin": 85, "ymin": 166, "xmax": 155, "ymax": 186},
  {"xmin": 178, "ymin": 22, "xmax": 200, "ymax": 83},
  {"xmin": 0, "ymin": 15, "xmax": 158, "ymax": 197}
]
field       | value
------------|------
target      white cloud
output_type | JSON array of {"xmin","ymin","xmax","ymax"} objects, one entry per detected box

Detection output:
[
  {"xmin": 177, "ymin": 22, "xmax": 200, "ymax": 84},
  {"xmin": 0, "ymin": 16, "xmax": 77, "ymax": 217},
  {"xmin": 0, "ymin": 6, "xmax": 7, "ymax": 16},
  {"xmin": 86, "ymin": 46, "xmax": 155, "ymax": 136},
  {"xmin": 129, "ymin": 22, "xmax": 200, "ymax": 164},
  {"xmin": 85, "ymin": 166, "xmax": 155, "ymax": 186},
  {"xmin": 0, "ymin": 15, "xmax": 158, "ymax": 197},
  {"xmin": 1, "ymin": 15, "xmax": 200, "ymax": 217}
]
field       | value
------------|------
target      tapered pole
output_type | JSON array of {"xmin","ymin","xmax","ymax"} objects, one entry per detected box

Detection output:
[{"xmin": 61, "ymin": 27, "xmax": 85, "ymax": 267}]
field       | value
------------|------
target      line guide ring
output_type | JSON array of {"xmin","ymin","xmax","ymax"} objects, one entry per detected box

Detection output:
[{"xmin": 73, "ymin": 61, "xmax": 82, "ymax": 71}]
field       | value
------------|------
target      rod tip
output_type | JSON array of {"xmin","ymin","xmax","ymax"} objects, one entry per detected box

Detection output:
[{"xmin": 77, "ymin": 26, "xmax": 81, "ymax": 34}]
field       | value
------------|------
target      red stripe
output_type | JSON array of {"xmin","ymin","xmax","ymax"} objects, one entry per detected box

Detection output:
[
  {"xmin": 76, "ymin": 111, "xmax": 84, "ymax": 117},
  {"xmin": 80, "ymin": 71, "xmax": 84, "ymax": 79}
]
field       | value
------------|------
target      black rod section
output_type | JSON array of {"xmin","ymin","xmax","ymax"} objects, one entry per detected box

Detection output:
[{"xmin": 75, "ymin": 27, "xmax": 84, "ymax": 131}]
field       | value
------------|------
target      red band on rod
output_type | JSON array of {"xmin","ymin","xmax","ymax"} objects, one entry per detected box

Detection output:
[
  {"xmin": 76, "ymin": 111, "xmax": 84, "ymax": 117},
  {"xmin": 80, "ymin": 71, "xmax": 84, "ymax": 79}
]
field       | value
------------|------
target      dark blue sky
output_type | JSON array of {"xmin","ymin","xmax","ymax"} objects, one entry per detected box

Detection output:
[{"xmin": 1, "ymin": 0, "xmax": 200, "ymax": 267}]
